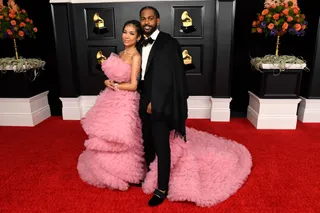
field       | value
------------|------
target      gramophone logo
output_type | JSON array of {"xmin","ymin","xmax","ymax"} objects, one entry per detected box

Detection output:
[
  {"xmin": 93, "ymin": 13, "xmax": 108, "ymax": 35},
  {"xmin": 180, "ymin": 11, "xmax": 196, "ymax": 34},
  {"xmin": 182, "ymin": 50, "xmax": 196, "ymax": 70},
  {"xmin": 95, "ymin": 50, "xmax": 107, "ymax": 70}
]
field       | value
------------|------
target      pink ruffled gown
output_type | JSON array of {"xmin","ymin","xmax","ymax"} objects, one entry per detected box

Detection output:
[
  {"xmin": 77, "ymin": 53, "xmax": 145, "ymax": 191},
  {"xmin": 77, "ymin": 53, "xmax": 253, "ymax": 207}
]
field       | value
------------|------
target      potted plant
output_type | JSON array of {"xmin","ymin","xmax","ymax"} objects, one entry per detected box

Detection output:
[
  {"xmin": 0, "ymin": 0, "xmax": 45, "ymax": 97},
  {"xmin": 249, "ymin": 0, "xmax": 309, "ymax": 99}
]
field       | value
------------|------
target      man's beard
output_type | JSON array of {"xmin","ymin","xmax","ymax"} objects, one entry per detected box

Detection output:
[{"xmin": 143, "ymin": 25, "xmax": 157, "ymax": 37}]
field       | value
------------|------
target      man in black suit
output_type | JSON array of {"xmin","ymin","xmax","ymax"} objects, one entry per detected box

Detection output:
[{"xmin": 138, "ymin": 6, "xmax": 189, "ymax": 207}]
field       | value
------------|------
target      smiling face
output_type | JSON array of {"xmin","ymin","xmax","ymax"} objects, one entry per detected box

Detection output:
[
  {"xmin": 122, "ymin": 24, "xmax": 141, "ymax": 47},
  {"xmin": 140, "ymin": 8, "xmax": 160, "ymax": 37}
]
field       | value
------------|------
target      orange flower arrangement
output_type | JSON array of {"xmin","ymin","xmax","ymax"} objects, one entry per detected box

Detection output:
[
  {"xmin": 251, "ymin": 0, "xmax": 307, "ymax": 37},
  {"xmin": 251, "ymin": 0, "xmax": 307, "ymax": 56},
  {"xmin": 0, "ymin": 0, "xmax": 37, "ymax": 40}
]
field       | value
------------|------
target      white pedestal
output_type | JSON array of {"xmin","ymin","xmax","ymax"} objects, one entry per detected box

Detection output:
[
  {"xmin": 59, "ymin": 97, "xmax": 82, "ymax": 120},
  {"xmin": 210, "ymin": 98, "xmax": 232, "ymax": 122},
  {"xmin": 247, "ymin": 91, "xmax": 301, "ymax": 129},
  {"xmin": 297, "ymin": 97, "xmax": 320, "ymax": 123},
  {"xmin": 187, "ymin": 96, "xmax": 211, "ymax": 119},
  {"xmin": 0, "ymin": 91, "xmax": 51, "ymax": 126}
]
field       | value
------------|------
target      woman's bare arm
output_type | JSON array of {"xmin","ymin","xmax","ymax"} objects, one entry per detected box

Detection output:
[{"xmin": 115, "ymin": 54, "xmax": 141, "ymax": 91}]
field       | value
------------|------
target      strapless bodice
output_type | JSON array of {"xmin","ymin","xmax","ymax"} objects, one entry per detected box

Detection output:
[{"xmin": 101, "ymin": 53, "xmax": 131, "ymax": 83}]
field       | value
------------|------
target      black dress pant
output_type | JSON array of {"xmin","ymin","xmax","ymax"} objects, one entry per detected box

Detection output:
[{"xmin": 139, "ymin": 97, "xmax": 171, "ymax": 191}]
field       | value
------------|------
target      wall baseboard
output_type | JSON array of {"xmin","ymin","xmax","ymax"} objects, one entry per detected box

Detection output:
[
  {"xmin": 60, "ymin": 95, "xmax": 232, "ymax": 122},
  {"xmin": 297, "ymin": 97, "xmax": 320, "ymax": 123},
  {"xmin": 211, "ymin": 98, "xmax": 232, "ymax": 122}
]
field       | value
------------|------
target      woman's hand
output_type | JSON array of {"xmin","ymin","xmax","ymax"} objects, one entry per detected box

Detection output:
[
  {"xmin": 104, "ymin": 79, "xmax": 115, "ymax": 90},
  {"xmin": 147, "ymin": 102, "xmax": 152, "ymax": 114}
]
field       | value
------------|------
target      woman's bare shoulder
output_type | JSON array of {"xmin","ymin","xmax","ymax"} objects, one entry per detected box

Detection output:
[
  {"xmin": 118, "ymin": 50, "xmax": 125, "ymax": 57},
  {"xmin": 131, "ymin": 51, "xmax": 141, "ymax": 61}
]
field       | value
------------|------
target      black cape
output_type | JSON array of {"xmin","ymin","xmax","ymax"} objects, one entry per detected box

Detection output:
[{"xmin": 139, "ymin": 32, "xmax": 189, "ymax": 138}]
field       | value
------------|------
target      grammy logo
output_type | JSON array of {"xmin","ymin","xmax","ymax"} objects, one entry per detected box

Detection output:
[
  {"xmin": 182, "ymin": 50, "xmax": 195, "ymax": 70},
  {"xmin": 180, "ymin": 11, "xmax": 196, "ymax": 34},
  {"xmin": 96, "ymin": 51, "xmax": 107, "ymax": 70},
  {"xmin": 96, "ymin": 51, "xmax": 107, "ymax": 64},
  {"xmin": 93, "ymin": 13, "xmax": 108, "ymax": 35}
]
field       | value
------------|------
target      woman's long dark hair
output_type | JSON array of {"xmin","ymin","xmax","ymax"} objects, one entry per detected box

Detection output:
[{"xmin": 122, "ymin": 20, "xmax": 144, "ymax": 51}]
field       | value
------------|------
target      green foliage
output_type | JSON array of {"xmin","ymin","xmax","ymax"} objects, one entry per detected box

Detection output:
[
  {"xmin": 250, "ymin": 55, "xmax": 309, "ymax": 72},
  {"xmin": 0, "ymin": 57, "xmax": 45, "ymax": 73}
]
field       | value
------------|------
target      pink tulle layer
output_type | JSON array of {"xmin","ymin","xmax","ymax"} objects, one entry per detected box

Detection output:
[
  {"xmin": 77, "ymin": 88, "xmax": 145, "ymax": 191},
  {"xmin": 101, "ymin": 53, "xmax": 131, "ymax": 83},
  {"xmin": 142, "ymin": 129, "xmax": 252, "ymax": 207}
]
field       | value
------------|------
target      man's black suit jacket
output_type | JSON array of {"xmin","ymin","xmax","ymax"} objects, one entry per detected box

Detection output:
[{"xmin": 138, "ymin": 31, "xmax": 189, "ymax": 137}]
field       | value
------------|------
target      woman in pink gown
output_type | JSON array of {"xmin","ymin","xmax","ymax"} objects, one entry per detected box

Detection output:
[{"xmin": 77, "ymin": 20, "xmax": 252, "ymax": 207}]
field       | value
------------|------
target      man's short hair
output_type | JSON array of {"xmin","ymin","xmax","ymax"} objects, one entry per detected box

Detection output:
[{"xmin": 139, "ymin": 6, "xmax": 160, "ymax": 18}]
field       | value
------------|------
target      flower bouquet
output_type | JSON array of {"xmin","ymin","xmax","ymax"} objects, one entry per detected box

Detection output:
[
  {"xmin": 0, "ymin": 0, "xmax": 44, "ymax": 75},
  {"xmin": 0, "ymin": 0, "xmax": 38, "ymax": 59},
  {"xmin": 250, "ymin": 0, "xmax": 308, "ymax": 71}
]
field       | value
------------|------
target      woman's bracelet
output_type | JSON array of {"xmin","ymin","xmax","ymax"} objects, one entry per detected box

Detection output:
[{"xmin": 114, "ymin": 83, "xmax": 119, "ymax": 90}]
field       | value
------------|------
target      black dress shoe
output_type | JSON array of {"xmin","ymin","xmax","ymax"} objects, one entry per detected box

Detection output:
[{"xmin": 148, "ymin": 189, "xmax": 167, "ymax": 207}]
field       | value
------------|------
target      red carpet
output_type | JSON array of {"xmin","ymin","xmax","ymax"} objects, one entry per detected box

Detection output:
[{"xmin": 0, "ymin": 117, "xmax": 319, "ymax": 213}]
